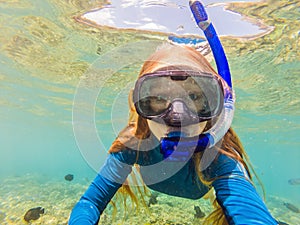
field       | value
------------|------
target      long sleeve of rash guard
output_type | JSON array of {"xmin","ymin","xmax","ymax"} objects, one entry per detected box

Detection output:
[
  {"xmin": 69, "ymin": 151, "xmax": 136, "ymax": 225},
  {"xmin": 206, "ymin": 153, "xmax": 278, "ymax": 225}
]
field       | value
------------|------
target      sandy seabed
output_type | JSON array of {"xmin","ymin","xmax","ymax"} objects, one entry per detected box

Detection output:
[{"xmin": 0, "ymin": 174, "xmax": 299, "ymax": 225}]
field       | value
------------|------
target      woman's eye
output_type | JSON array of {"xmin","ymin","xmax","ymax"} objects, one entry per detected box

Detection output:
[{"xmin": 189, "ymin": 93, "xmax": 199, "ymax": 101}]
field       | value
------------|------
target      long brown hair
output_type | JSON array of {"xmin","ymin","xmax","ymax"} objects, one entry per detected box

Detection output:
[{"xmin": 108, "ymin": 43, "xmax": 257, "ymax": 224}]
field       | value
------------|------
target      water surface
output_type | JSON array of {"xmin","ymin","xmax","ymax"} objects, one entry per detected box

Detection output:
[{"xmin": 82, "ymin": 0, "xmax": 269, "ymax": 38}]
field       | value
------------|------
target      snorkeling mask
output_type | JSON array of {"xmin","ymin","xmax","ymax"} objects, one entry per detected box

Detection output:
[{"xmin": 133, "ymin": 70, "xmax": 227, "ymax": 127}]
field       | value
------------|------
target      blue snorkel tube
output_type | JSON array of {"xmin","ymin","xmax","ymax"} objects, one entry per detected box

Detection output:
[
  {"xmin": 160, "ymin": 0, "xmax": 235, "ymax": 161},
  {"xmin": 189, "ymin": 0, "xmax": 232, "ymax": 87}
]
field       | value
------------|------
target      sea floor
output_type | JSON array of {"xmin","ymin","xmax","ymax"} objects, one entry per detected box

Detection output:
[{"xmin": 0, "ymin": 174, "xmax": 299, "ymax": 225}]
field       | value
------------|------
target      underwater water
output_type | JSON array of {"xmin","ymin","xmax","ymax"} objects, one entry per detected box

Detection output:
[{"xmin": 0, "ymin": 0, "xmax": 299, "ymax": 224}]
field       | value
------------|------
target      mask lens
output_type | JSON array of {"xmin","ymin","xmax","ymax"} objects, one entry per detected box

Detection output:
[
  {"xmin": 134, "ymin": 72, "xmax": 224, "ymax": 120},
  {"xmin": 185, "ymin": 76, "xmax": 222, "ymax": 117},
  {"xmin": 138, "ymin": 96, "xmax": 170, "ymax": 116},
  {"xmin": 137, "ymin": 76, "xmax": 172, "ymax": 116}
]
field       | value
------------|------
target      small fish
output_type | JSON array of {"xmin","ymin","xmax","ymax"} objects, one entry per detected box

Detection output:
[
  {"xmin": 288, "ymin": 178, "xmax": 300, "ymax": 185},
  {"xmin": 24, "ymin": 207, "xmax": 44, "ymax": 222},
  {"xmin": 283, "ymin": 202, "xmax": 300, "ymax": 213},
  {"xmin": 148, "ymin": 192, "xmax": 159, "ymax": 207},
  {"xmin": 194, "ymin": 205, "xmax": 205, "ymax": 218},
  {"xmin": 64, "ymin": 174, "xmax": 74, "ymax": 181}
]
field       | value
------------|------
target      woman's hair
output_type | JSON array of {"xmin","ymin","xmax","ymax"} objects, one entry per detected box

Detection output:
[{"xmin": 107, "ymin": 43, "xmax": 256, "ymax": 225}]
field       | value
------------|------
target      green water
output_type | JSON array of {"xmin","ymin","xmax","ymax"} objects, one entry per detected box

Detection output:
[{"xmin": 0, "ymin": 0, "xmax": 299, "ymax": 224}]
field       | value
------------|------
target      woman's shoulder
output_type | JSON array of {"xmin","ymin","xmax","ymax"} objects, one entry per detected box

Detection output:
[{"xmin": 202, "ymin": 150, "xmax": 249, "ymax": 181}]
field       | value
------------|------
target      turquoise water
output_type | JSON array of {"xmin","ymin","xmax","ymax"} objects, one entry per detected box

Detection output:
[{"xmin": 0, "ymin": 0, "xmax": 299, "ymax": 224}]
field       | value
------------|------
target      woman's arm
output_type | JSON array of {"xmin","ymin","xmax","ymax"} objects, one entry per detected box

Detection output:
[
  {"xmin": 206, "ymin": 153, "xmax": 278, "ymax": 225},
  {"xmin": 69, "ymin": 150, "xmax": 136, "ymax": 225}
]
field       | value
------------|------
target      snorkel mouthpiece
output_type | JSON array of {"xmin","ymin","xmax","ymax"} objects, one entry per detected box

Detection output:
[{"xmin": 160, "ymin": 132, "xmax": 211, "ymax": 161}]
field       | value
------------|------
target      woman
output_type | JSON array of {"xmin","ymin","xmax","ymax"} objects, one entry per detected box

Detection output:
[{"xmin": 69, "ymin": 43, "xmax": 279, "ymax": 225}]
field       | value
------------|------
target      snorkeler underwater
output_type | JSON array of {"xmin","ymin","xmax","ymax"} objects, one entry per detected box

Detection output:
[
  {"xmin": 69, "ymin": 1, "xmax": 297, "ymax": 224},
  {"xmin": 0, "ymin": 0, "xmax": 299, "ymax": 224}
]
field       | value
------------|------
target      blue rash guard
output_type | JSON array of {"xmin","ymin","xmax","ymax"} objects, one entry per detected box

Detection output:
[{"xmin": 69, "ymin": 144, "xmax": 278, "ymax": 225}]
